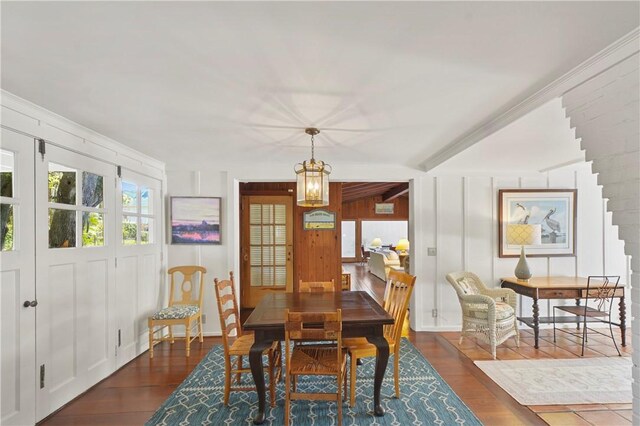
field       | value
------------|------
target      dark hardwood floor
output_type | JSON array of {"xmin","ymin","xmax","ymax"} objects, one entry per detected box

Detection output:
[{"xmin": 39, "ymin": 264, "xmax": 632, "ymax": 426}]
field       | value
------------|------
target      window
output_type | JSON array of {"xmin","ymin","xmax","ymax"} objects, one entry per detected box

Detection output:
[
  {"xmin": 361, "ymin": 220, "xmax": 408, "ymax": 249},
  {"xmin": 122, "ymin": 181, "xmax": 155, "ymax": 245},
  {"xmin": 341, "ymin": 220, "xmax": 356, "ymax": 258},
  {"xmin": 48, "ymin": 163, "xmax": 105, "ymax": 248},
  {"xmin": 1, "ymin": 149, "xmax": 15, "ymax": 251}
]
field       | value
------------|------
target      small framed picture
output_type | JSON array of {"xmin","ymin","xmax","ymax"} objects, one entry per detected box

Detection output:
[
  {"xmin": 498, "ymin": 189, "xmax": 576, "ymax": 257},
  {"xmin": 170, "ymin": 196, "xmax": 221, "ymax": 244},
  {"xmin": 375, "ymin": 203, "xmax": 394, "ymax": 214}
]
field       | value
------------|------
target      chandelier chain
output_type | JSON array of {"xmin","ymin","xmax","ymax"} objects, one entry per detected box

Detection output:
[{"xmin": 310, "ymin": 133, "xmax": 315, "ymax": 161}]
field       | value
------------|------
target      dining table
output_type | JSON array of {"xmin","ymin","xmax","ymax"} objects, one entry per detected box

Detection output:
[{"xmin": 243, "ymin": 290, "xmax": 394, "ymax": 424}]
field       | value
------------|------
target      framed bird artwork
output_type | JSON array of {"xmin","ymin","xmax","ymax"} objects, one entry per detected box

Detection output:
[{"xmin": 498, "ymin": 189, "xmax": 577, "ymax": 257}]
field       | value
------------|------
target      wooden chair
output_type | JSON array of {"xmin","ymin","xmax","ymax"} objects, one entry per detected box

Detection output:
[
  {"xmin": 343, "ymin": 270, "xmax": 416, "ymax": 407},
  {"xmin": 214, "ymin": 272, "xmax": 282, "ymax": 407},
  {"xmin": 148, "ymin": 265, "xmax": 206, "ymax": 358},
  {"xmin": 284, "ymin": 309, "xmax": 347, "ymax": 426},
  {"xmin": 445, "ymin": 271, "xmax": 519, "ymax": 359},
  {"xmin": 299, "ymin": 279, "xmax": 336, "ymax": 293},
  {"xmin": 553, "ymin": 275, "xmax": 622, "ymax": 356}
]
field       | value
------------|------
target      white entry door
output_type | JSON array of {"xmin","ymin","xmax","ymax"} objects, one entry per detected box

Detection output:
[
  {"xmin": 35, "ymin": 143, "xmax": 117, "ymax": 420},
  {"xmin": 0, "ymin": 130, "xmax": 36, "ymax": 426}
]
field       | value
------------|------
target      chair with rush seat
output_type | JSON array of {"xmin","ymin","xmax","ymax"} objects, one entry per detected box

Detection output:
[
  {"xmin": 343, "ymin": 270, "xmax": 416, "ymax": 407},
  {"xmin": 284, "ymin": 309, "xmax": 347, "ymax": 425},
  {"xmin": 214, "ymin": 272, "xmax": 282, "ymax": 407}
]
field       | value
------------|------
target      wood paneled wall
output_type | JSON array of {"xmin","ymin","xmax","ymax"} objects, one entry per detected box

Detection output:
[
  {"xmin": 342, "ymin": 195, "xmax": 408, "ymax": 220},
  {"xmin": 294, "ymin": 182, "xmax": 343, "ymax": 289},
  {"xmin": 239, "ymin": 182, "xmax": 343, "ymax": 291}
]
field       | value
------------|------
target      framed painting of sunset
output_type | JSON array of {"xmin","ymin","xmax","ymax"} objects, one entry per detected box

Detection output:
[{"xmin": 170, "ymin": 196, "xmax": 221, "ymax": 244}]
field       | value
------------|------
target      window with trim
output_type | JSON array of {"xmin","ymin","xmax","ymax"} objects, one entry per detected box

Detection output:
[
  {"xmin": 122, "ymin": 181, "xmax": 154, "ymax": 245},
  {"xmin": 48, "ymin": 162, "xmax": 105, "ymax": 248}
]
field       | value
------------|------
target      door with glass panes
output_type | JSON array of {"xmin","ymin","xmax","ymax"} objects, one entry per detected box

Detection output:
[
  {"xmin": 241, "ymin": 196, "xmax": 293, "ymax": 308},
  {"xmin": 115, "ymin": 170, "xmax": 163, "ymax": 368},
  {"xmin": 35, "ymin": 142, "xmax": 116, "ymax": 420},
  {"xmin": 0, "ymin": 130, "xmax": 36, "ymax": 426}
]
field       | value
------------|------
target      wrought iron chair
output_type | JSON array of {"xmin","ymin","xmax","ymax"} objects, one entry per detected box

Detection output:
[
  {"xmin": 343, "ymin": 270, "xmax": 416, "ymax": 407},
  {"xmin": 284, "ymin": 309, "xmax": 347, "ymax": 426},
  {"xmin": 148, "ymin": 265, "xmax": 206, "ymax": 358},
  {"xmin": 553, "ymin": 275, "xmax": 622, "ymax": 356},
  {"xmin": 214, "ymin": 272, "xmax": 282, "ymax": 406},
  {"xmin": 445, "ymin": 271, "xmax": 519, "ymax": 359}
]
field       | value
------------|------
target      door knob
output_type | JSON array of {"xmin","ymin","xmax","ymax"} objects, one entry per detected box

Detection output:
[{"xmin": 23, "ymin": 300, "xmax": 38, "ymax": 308}]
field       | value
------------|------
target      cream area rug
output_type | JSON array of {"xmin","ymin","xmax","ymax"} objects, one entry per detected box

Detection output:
[{"xmin": 474, "ymin": 357, "xmax": 632, "ymax": 405}]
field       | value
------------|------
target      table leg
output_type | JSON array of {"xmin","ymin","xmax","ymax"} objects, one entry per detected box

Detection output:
[
  {"xmin": 367, "ymin": 335, "xmax": 389, "ymax": 417},
  {"xmin": 575, "ymin": 298, "xmax": 581, "ymax": 330},
  {"xmin": 249, "ymin": 339, "xmax": 272, "ymax": 425},
  {"xmin": 532, "ymin": 298, "xmax": 540, "ymax": 349},
  {"xmin": 620, "ymin": 295, "xmax": 626, "ymax": 347}
]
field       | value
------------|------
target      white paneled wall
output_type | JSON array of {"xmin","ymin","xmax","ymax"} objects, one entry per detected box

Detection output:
[
  {"xmin": 562, "ymin": 52, "xmax": 639, "ymax": 423},
  {"xmin": 419, "ymin": 164, "xmax": 630, "ymax": 331},
  {"xmin": 166, "ymin": 170, "xmax": 229, "ymax": 336}
]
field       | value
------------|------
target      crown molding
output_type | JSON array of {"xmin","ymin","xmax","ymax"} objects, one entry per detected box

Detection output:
[
  {"xmin": 420, "ymin": 27, "xmax": 640, "ymax": 172},
  {"xmin": 1, "ymin": 89, "xmax": 166, "ymax": 172}
]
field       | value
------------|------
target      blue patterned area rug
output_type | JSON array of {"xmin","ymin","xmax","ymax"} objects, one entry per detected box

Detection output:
[{"xmin": 147, "ymin": 339, "xmax": 482, "ymax": 425}]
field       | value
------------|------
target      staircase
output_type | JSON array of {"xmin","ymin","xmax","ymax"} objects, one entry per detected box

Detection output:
[{"xmin": 562, "ymin": 52, "xmax": 639, "ymax": 422}]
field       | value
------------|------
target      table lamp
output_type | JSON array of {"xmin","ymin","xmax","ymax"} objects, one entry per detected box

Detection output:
[
  {"xmin": 395, "ymin": 238, "xmax": 410, "ymax": 254},
  {"xmin": 506, "ymin": 224, "xmax": 542, "ymax": 281},
  {"xmin": 370, "ymin": 238, "xmax": 382, "ymax": 250}
]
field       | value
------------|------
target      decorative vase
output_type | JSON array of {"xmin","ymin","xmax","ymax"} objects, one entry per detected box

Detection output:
[{"xmin": 514, "ymin": 246, "xmax": 532, "ymax": 281}]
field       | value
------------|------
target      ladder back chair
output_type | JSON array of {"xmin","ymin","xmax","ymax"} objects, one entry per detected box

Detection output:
[
  {"xmin": 445, "ymin": 271, "xmax": 519, "ymax": 359},
  {"xmin": 284, "ymin": 309, "xmax": 347, "ymax": 426},
  {"xmin": 148, "ymin": 265, "xmax": 206, "ymax": 358},
  {"xmin": 299, "ymin": 279, "xmax": 336, "ymax": 293},
  {"xmin": 343, "ymin": 270, "xmax": 416, "ymax": 407},
  {"xmin": 553, "ymin": 275, "xmax": 622, "ymax": 356},
  {"xmin": 214, "ymin": 272, "xmax": 282, "ymax": 407}
]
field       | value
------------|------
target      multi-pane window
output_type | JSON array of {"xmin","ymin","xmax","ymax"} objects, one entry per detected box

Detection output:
[
  {"xmin": 48, "ymin": 163, "xmax": 105, "ymax": 248},
  {"xmin": 122, "ymin": 181, "xmax": 154, "ymax": 245},
  {"xmin": 250, "ymin": 203, "xmax": 287, "ymax": 287},
  {"xmin": 0, "ymin": 149, "xmax": 16, "ymax": 251}
]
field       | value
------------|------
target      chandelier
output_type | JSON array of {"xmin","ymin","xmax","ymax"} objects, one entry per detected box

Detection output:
[{"xmin": 294, "ymin": 128, "xmax": 331, "ymax": 207}]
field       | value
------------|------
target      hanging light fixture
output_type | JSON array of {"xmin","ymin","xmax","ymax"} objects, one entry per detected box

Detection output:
[{"xmin": 295, "ymin": 128, "xmax": 331, "ymax": 207}]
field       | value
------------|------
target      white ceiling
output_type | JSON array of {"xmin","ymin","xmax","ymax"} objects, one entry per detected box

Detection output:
[
  {"xmin": 431, "ymin": 98, "xmax": 585, "ymax": 175},
  {"xmin": 1, "ymin": 2, "xmax": 638, "ymax": 170}
]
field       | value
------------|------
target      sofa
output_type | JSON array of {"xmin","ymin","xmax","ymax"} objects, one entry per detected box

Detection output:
[{"xmin": 368, "ymin": 250, "xmax": 401, "ymax": 281}]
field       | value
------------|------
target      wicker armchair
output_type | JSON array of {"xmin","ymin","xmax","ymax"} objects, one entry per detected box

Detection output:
[{"xmin": 445, "ymin": 271, "xmax": 519, "ymax": 359}]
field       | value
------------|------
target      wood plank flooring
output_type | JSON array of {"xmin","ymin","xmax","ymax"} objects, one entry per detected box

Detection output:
[{"xmin": 39, "ymin": 264, "xmax": 632, "ymax": 426}]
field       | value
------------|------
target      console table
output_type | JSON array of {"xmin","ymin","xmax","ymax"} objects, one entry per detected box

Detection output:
[{"xmin": 500, "ymin": 276, "xmax": 626, "ymax": 349}]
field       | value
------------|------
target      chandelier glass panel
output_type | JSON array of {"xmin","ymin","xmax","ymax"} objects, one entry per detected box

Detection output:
[{"xmin": 295, "ymin": 128, "xmax": 331, "ymax": 207}]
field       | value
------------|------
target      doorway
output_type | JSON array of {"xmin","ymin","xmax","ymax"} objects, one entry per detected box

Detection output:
[{"xmin": 240, "ymin": 195, "xmax": 294, "ymax": 308}]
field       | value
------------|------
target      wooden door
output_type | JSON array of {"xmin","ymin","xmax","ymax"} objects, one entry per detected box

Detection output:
[
  {"xmin": 241, "ymin": 195, "xmax": 293, "ymax": 308},
  {"xmin": 35, "ymin": 143, "xmax": 116, "ymax": 420},
  {"xmin": 0, "ymin": 130, "xmax": 36, "ymax": 425}
]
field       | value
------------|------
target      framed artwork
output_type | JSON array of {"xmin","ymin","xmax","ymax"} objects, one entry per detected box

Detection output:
[
  {"xmin": 375, "ymin": 203, "xmax": 394, "ymax": 214},
  {"xmin": 170, "ymin": 196, "xmax": 221, "ymax": 244},
  {"xmin": 498, "ymin": 189, "xmax": 577, "ymax": 257}
]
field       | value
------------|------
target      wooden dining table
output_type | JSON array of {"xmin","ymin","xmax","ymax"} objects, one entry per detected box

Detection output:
[{"xmin": 243, "ymin": 291, "xmax": 394, "ymax": 424}]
